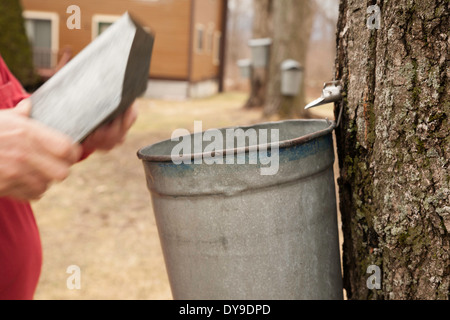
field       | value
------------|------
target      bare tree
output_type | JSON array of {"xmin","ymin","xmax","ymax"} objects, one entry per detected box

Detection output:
[
  {"xmin": 244, "ymin": 0, "xmax": 273, "ymax": 109},
  {"xmin": 335, "ymin": 0, "xmax": 449, "ymax": 299},
  {"xmin": 225, "ymin": 0, "xmax": 253, "ymax": 91},
  {"xmin": 264, "ymin": 0, "xmax": 316, "ymax": 118},
  {"xmin": 304, "ymin": 0, "xmax": 339, "ymax": 99}
]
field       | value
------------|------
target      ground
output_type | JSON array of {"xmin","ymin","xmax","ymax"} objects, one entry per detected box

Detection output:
[{"xmin": 32, "ymin": 93, "xmax": 337, "ymax": 300}]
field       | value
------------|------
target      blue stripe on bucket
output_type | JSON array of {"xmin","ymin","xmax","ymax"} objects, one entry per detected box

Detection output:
[
  {"xmin": 154, "ymin": 133, "xmax": 333, "ymax": 175},
  {"xmin": 278, "ymin": 134, "xmax": 333, "ymax": 163}
]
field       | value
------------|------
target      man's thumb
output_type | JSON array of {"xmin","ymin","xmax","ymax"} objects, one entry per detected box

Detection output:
[{"xmin": 14, "ymin": 99, "xmax": 32, "ymax": 117}]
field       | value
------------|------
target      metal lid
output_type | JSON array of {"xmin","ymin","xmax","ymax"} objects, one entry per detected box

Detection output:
[
  {"xmin": 237, "ymin": 59, "xmax": 252, "ymax": 67},
  {"xmin": 248, "ymin": 38, "xmax": 273, "ymax": 47},
  {"xmin": 281, "ymin": 59, "xmax": 303, "ymax": 71}
]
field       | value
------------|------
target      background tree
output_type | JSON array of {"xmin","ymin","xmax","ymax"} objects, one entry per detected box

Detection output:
[
  {"xmin": 225, "ymin": 0, "xmax": 253, "ymax": 91},
  {"xmin": 264, "ymin": 0, "xmax": 315, "ymax": 118},
  {"xmin": 0, "ymin": 0, "xmax": 39, "ymax": 90},
  {"xmin": 335, "ymin": 0, "xmax": 449, "ymax": 299},
  {"xmin": 244, "ymin": 0, "xmax": 273, "ymax": 109}
]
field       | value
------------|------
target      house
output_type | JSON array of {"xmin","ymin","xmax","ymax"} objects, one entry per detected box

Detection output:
[{"xmin": 21, "ymin": 0, "xmax": 228, "ymax": 99}]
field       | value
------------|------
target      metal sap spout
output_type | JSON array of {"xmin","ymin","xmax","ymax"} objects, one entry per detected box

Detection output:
[{"xmin": 305, "ymin": 80, "xmax": 343, "ymax": 110}]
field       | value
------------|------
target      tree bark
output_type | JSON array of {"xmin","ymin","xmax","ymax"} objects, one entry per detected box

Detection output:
[
  {"xmin": 244, "ymin": 0, "xmax": 273, "ymax": 109},
  {"xmin": 264, "ymin": 0, "xmax": 315, "ymax": 118},
  {"xmin": 336, "ymin": 0, "xmax": 449, "ymax": 299}
]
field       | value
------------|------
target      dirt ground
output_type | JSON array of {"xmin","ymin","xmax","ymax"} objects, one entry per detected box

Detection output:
[{"xmin": 32, "ymin": 93, "xmax": 339, "ymax": 300}]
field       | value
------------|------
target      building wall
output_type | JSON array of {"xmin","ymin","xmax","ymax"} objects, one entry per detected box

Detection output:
[
  {"xmin": 21, "ymin": 0, "xmax": 193, "ymax": 80},
  {"xmin": 190, "ymin": 0, "xmax": 224, "ymax": 83}
]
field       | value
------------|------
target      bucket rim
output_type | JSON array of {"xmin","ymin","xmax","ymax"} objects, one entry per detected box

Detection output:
[{"xmin": 137, "ymin": 119, "xmax": 336, "ymax": 163}]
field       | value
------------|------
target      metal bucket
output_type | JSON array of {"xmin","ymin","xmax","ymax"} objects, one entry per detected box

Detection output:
[{"xmin": 137, "ymin": 120, "xmax": 343, "ymax": 300}]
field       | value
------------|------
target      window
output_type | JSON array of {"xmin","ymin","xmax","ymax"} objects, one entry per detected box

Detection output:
[
  {"xmin": 23, "ymin": 11, "xmax": 59, "ymax": 69},
  {"xmin": 92, "ymin": 15, "xmax": 121, "ymax": 39},
  {"xmin": 98, "ymin": 22, "xmax": 113, "ymax": 35},
  {"xmin": 195, "ymin": 24, "xmax": 205, "ymax": 54},
  {"xmin": 212, "ymin": 31, "xmax": 222, "ymax": 66}
]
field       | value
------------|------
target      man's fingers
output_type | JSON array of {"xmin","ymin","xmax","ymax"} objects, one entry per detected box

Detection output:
[
  {"xmin": 13, "ymin": 99, "xmax": 32, "ymax": 117},
  {"xmin": 0, "ymin": 102, "xmax": 83, "ymax": 201},
  {"xmin": 80, "ymin": 103, "xmax": 138, "ymax": 152},
  {"xmin": 122, "ymin": 104, "xmax": 138, "ymax": 132},
  {"xmin": 12, "ymin": 99, "xmax": 82, "ymax": 164},
  {"xmin": 101, "ymin": 117, "xmax": 123, "ymax": 149},
  {"xmin": 8, "ymin": 174, "xmax": 49, "ymax": 201},
  {"xmin": 28, "ymin": 152, "xmax": 72, "ymax": 182},
  {"xmin": 29, "ymin": 121, "xmax": 83, "ymax": 164}
]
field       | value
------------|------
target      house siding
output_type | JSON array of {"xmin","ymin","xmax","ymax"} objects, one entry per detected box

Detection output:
[
  {"xmin": 21, "ymin": 0, "xmax": 193, "ymax": 80},
  {"xmin": 190, "ymin": 0, "xmax": 224, "ymax": 83}
]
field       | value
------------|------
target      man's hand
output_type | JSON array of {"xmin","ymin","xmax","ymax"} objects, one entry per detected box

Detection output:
[
  {"xmin": 0, "ymin": 100, "xmax": 82, "ymax": 201},
  {"xmin": 81, "ymin": 103, "xmax": 138, "ymax": 154}
]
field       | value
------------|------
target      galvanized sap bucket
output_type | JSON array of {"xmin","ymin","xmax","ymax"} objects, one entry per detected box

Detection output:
[{"xmin": 137, "ymin": 119, "xmax": 343, "ymax": 300}]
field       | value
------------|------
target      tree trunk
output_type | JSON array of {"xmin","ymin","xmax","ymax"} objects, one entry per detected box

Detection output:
[
  {"xmin": 335, "ymin": 0, "xmax": 449, "ymax": 300},
  {"xmin": 0, "ymin": 0, "xmax": 39, "ymax": 90},
  {"xmin": 244, "ymin": 0, "xmax": 273, "ymax": 109},
  {"xmin": 264, "ymin": 0, "xmax": 315, "ymax": 118}
]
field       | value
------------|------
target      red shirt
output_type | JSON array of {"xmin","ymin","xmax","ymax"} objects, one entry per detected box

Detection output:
[{"xmin": 0, "ymin": 56, "xmax": 42, "ymax": 300}]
